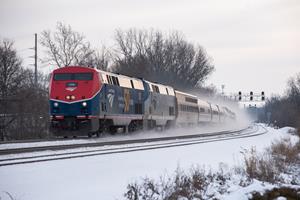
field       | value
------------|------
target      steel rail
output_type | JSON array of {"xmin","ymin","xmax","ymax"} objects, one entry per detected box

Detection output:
[
  {"xmin": 0, "ymin": 127, "xmax": 249, "ymax": 155},
  {"xmin": 0, "ymin": 124, "xmax": 267, "ymax": 167}
]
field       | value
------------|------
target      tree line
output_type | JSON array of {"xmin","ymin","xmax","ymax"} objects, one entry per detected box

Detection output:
[
  {"xmin": 0, "ymin": 39, "xmax": 49, "ymax": 140},
  {"xmin": 40, "ymin": 22, "xmax": 215, "ymax": 91},
  {"xmin": 0, "ymin": 22, "xmax": 215, "ymax": 140},
  {"xmin": 259, "ymin": 73, "xmax": 300, "ymax": 128}
]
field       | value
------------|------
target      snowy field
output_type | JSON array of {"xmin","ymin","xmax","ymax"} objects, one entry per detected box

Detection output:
[{"xmin": 0, "ymin": 124, "xmax": 298, "ymax": 200}]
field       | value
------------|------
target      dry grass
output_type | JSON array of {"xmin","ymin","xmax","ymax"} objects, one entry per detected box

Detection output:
[
  {"xmin": 124, "ymin": 167, "xmax": 231, "ymax": 200},
  {"xmin": 242, "ymin": 135, "xmax": 300, "ymax": 184},
  {"xmin": 124, "ymin": 133, "xmax": 300, "ymax": 200},
  {"xmin": 268, "ymin": 137, "xmax": 299, "ymax": 171},
  {"xmin": 242, "ymin": 147, "xmax": 278, "ymax": 183}
]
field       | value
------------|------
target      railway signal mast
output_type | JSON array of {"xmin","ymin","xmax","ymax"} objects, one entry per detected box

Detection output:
[{"xmin": 237, "ymin": 91, "xmax": 265, "ymax": 102}]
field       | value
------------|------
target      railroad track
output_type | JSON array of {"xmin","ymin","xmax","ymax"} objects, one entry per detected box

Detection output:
[
  {"xmin": 0, "ymin": 124, "xmax": 267, "ymax": 167},
  {"xmin": 0, "ymin": 126, "xmax": 251, "ymax": 155}
]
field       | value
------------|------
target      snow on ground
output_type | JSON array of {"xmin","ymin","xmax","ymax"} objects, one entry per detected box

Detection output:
[{"xmin": 0, "ymin": 124, "xmax": 298, "ymax": 200}]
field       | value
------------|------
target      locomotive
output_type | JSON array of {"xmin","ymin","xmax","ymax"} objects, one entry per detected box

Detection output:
[{"xmin": 49, "ymin": 66, "xmax": 235, "ymax": 137}]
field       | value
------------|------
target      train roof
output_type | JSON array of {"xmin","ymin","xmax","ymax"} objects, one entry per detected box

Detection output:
[
  {"xmin": 145, "ymin": 80, "xmax": 175, "ymax": 96},
  {"xmin": 52, "ymin": 66, "xmax": 97, "ymax": 73},
  {"xmin": 175, "ymin": 90, "xmax": 198, "ymax": 99},
  {"xmin": 197, "ymin": 99, "xmax": 210, "ymax": 107},
  {"xmin": 98, "ymin": 69, "xmax": 145, "ymax": 90}
]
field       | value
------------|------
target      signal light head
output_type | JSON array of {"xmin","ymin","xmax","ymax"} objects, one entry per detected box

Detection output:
[{"xmin": 238, "ymin": 91, "xmax": 242, "ymax": 101}]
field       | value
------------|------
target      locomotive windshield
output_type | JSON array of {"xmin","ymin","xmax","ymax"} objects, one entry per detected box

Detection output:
[{"xmin": 54, "ymin": 73, "xmax": 93, "ymax": 81}]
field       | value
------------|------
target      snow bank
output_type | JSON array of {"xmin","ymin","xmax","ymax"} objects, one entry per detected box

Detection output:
[
  {"xmin": 0, "ymin": 124, "xmax": 298, "ymax": 200},
  {"xmin": 278, "ymin": 126, "xmax": 297, "ymax": 134}
]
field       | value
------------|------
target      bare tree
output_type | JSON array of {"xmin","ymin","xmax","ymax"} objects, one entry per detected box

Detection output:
[
  {"xmin": 0, "ymin": 39, "xmax": 23, "ymax": 98},
  {"xmin": 262, "ymin": 73, "xmax": 300, "ymax": 128},
  {"xmin": 0, "ymin": 39, "xmax": 24, "ymax": 140},
  {"xmin": 112, "ymin": 29, "xmax": 214, "ymax": 90},
  {"xmin": 0, "ymin": 39, "xmax": 50, "ymax": 140},
  {"xmin": 287, "ymin": 73, "xmax": 300, "ymax": 108},
  {"xmin": 40, "ymin": 22, "xmax": 95, "ymax": 68},
  {"xmin": 78, "ymin": 45, "xmax": 111, "ymax": 71}
]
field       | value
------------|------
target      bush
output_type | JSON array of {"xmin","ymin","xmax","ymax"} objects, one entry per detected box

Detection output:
[
  {"xmin": 268, "ymin": 138, "xmax": 299, "ymax": 171},
  {"xmin": 124, "ymin": 135, "xmax": 300, "ymax": 199},
  {"xmin": 124, "ymin": 167, "xmax": 231, "ymax": 200},
  {"xmin": 242, "ymin": 147, "xmax": 279, "ymax": 183},
  {"xmin": 242, "ymin": 135, "xmax": 300, "ymax": 184}
]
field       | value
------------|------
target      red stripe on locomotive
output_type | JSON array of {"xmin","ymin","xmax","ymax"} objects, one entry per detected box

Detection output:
[{"xmin": 50, "ymin": 66, "xmax": 101, "ymax": 102}]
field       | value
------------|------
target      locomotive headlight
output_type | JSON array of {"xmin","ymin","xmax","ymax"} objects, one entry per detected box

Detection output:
[
  {"xmin": 53, "ymin": 102, "xmax": 59, "ymax": 107},
  {"xmin": 66, "ymin": 95, "xmax": 71, "ymax": 100},
  {"xmin": 82, "ymin": 102, "xmax": 87, "ymax": 107},
  {"xmin": 71, "ymin": 95, "xmax": 76, "ymax": 100}
]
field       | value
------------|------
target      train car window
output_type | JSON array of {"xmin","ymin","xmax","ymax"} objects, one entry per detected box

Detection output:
[
  {"xmin": 109, "ymin": 76, "xmax": 114, "ymax": 85},
  {"xmin": 73, "ymin": 73, "xmax": 93, "ymax": 80},
  {"xmin": 112, "ymin": 76, "xmax": 116, "ymax": 85},
  {"xmin": 151, "ymin": 85, "xmax": 160, "ymax": 93},
  {"xmin": 181, "ymin": 105, "xmax": 199, "ymax": 113},
  {"xmin": 169, "ymin": 107, "xmax": 175, "ymax": 115},
  {"xmin": 132, "ymin": 80, "xmax": 144, "ymax": 90},
  {"xmin": 179, "ymin": 104, "xmax": 198, "ymax": 113},
  {"xmin": 54, "ymin": 73, "xmax": 93, "ymax": 81},
  {"xmin": 54, "ymin": 73, "xmax": 72, "ymax": 80},
  {"xmin": 130, "ymin": 80, "xmax": 134, "ymax": 89},
  {"xmin": 111, "ymin": 76, "xmax": 120, "ymax": 86},
  {"xmin": 156, "ymin": 85, "xmax": 160, "ymax": 93},
  {"xmin": 185, "ymin": 97, "xmax": 197, "ymax": 104},
  {"xmin": 106, "ymin": 75, "xmax": 112, "ymax": 84},
  {"xmin": 200, "ymin": 107, "xmax": 205, "ymax": 113},
  {"xmin": 170, "ymin": 89, "xmax": 175, "ymax": 96}
]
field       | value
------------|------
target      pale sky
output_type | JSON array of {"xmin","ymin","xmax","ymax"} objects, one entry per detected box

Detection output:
[{"xmin": 1, "ymin": 0, "xmax": 299, "ymax": 96}]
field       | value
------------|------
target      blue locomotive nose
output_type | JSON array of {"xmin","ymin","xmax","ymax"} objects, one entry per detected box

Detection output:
[
  {"xmin": 50, "ymin": 93, "xmax": 100, "ymax": 117},
  {"xmin": 50, "ymin": 100, "xmax": 90, "ymax": 116}
]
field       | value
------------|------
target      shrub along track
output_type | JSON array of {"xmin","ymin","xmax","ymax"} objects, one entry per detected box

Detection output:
[{"xmin": 0, "ymin": 124, "xmax": 267, "ymax": 167}]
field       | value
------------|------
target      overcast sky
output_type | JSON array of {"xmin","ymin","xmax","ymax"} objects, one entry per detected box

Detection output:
[{"xmin": 1, "ymin": 0, "xmax": 299, "ymax": 96}]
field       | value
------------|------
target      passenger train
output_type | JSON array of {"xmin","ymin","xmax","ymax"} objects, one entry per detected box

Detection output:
[{"xmin": 49, "ymin": 66, "xmax": 236, "ymax": 137}]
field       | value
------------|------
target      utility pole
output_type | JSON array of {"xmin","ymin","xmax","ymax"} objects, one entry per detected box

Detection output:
[
  {"xmin": 33, "ymin": 33, "xmax": 38, "ymax": 136},
  {"xmin": 34, "ymin": 33, "xmax": 37, "ymax": 88}
]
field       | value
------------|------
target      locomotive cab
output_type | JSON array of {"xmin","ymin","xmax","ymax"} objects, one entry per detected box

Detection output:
[{"xmin": 49, "ymin": 66, "xmax": 101, "ymax": 136}]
